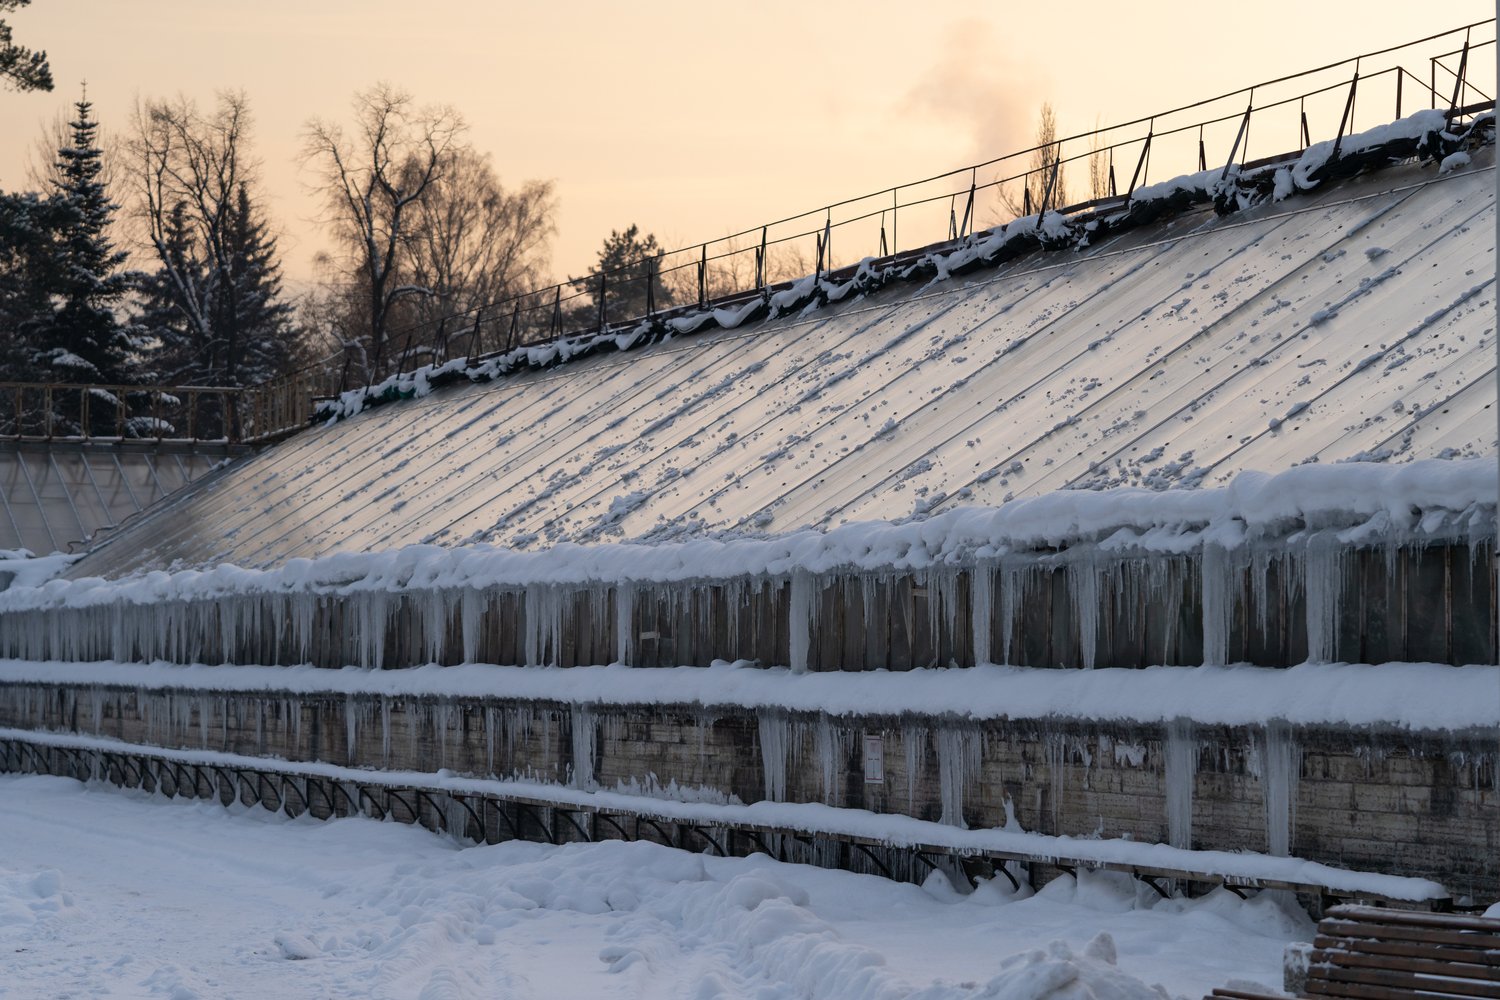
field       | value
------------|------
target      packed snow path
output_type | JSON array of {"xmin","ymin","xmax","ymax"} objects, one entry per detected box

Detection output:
[{"xmin": 0, "ymin": 775, "xmax": 1309, "ymax": 999}]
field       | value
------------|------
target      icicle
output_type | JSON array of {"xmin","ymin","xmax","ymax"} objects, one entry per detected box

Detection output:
[
  {"xmin": 1069, "ymin": 551, "xmax": 1100, "ymax": 669},
  {"xmin": 788, "ymin": 570, "xmax": 814, "ymax": 673},
  {"xmin": 461, "ymin": 588, "xmax": 483, "ymax": 664},
  {"xmin": 815, "ymin": 715, "xmax": 841, "ymax": 804},
  {"xmin": 1045, "ymin": 731, "xmax": 1067, "ymax": 834},
  {"xmin": 1201, "ymin": 543, "xmax": 1231, "ymax": 666},
  {"xmin": 340, "ymin": 695, "xmax": 356, "ymax": 759},
  {"xmin": 935, "ymin": 725, "xmax": 981, "ymax": 828},
  {"xmin": 903, "ymin": 723, "xmax": 927, "ymax": 815},
  {"xmin": 971, "ymin": 563, "xmax": 994, "ymax": 666},
  {"xmin": 1260, "ymin": 720, "xmax": 1299, "ymax": 856},
  {"xmin": 1164, "ymin": 717, "xmax": 1197, "ymax": 850},
  {"xmin": 614, "ymin": 583, "xmax": 634, "ymax": 665},
  {"xmin": 1303, "ymin": 534, "xmax": 1341, "ymax": 664},
  {"xmin": 524, "ymin": 584, "xmax": 563, "ymax": 667},
  {"xmin": 757, "ymin": 709, "xmax": 788, "ymax": 802},
  {"xmin": 570, "ymin": 704, "xmax": 596, "ymax": 790},
  {"xmin": 380, "ymin": 698, "xmax": 391, "ymax": 765}
]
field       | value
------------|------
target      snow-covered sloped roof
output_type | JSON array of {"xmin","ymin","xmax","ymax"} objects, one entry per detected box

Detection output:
[{"xmin": 69, "ymin": 148, "xmax": 1496, "ymax": 578}]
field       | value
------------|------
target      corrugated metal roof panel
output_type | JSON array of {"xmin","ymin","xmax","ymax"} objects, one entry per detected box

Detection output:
[{"xmin": 68, "ymin": 153, "xmax": 1497, "ymax": 578}]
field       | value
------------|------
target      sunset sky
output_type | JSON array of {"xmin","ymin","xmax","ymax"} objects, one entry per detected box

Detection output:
[{"xmin": 0, "ymin": 2, "xmax": 1492, "ymax": 289}]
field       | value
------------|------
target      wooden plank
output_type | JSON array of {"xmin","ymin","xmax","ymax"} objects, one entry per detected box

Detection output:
[
  {"xmin": 1314, "ymin": 935, "xmax": 1500, "ymax": 967},
  {"xmin": 1311, "ymin": 965, "xmax": 1500, "ymax": 999},
  {"xmin": 1319, "ymin": 921, "xmax": 1500, "ymax": 950},
  {"xmin": 1326, "ymin": 906, "xmax": 1500, "ymax": 933},
  {"xmin": 1312, "ymin": 946, "xmax": 1500, "ymax": 981}
]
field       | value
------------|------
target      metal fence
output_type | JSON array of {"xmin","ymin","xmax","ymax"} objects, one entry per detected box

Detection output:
[
  {"xmin": 0, "ymin": 371, "xmax": 337, "ymax": 445},
  {"xmin": 325, "ymin": 18, "xmax": 1496, "ymax": 393}
]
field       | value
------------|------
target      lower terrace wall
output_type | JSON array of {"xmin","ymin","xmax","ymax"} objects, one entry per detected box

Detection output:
[{"xmin": 1, "ymin": 680, "xmax": 1493, "ymax": 902}]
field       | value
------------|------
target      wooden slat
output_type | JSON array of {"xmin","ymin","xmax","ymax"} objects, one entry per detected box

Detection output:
[
  {"xmin": 1306, "ymin": 980, "xmax": 1430, "ymax": 1000},
  {"xmin": 1208, "ymin": 990, "xmax": 1289, "ymax": 1000},
  {"xmin": 1315, "ymin": 934, "xmax": 1500, "ymax": 968},
  {"xmin": 1313, "ymin": 946, "xmax": 1500, "ymax": 981},
  {"xmin": 1318, "ymin": 920, "xmax": 1500, "ymax": 952},
  {"xmin": 1311, "ymin": 965, "xmax": 1500, "ymax": 999},
  {"xmin": 1327, "ymin": 907, "xmax": 1500, "ymax": 934}
]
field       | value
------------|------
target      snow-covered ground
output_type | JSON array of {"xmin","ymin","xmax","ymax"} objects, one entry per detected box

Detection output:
[{"xmin": 0, "ymin": 774, "xmax": 1308, "ymax": 999}]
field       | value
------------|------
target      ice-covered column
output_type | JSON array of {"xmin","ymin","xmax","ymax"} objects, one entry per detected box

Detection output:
[
  {"xmin": 788, "ymin": 569, "xmax": 814, "ymax": 673},
  {"xmin": 1259, "ymin": 719, "xmax": 1300, "ymax": 857},
  {"xmin": 1303, "ymin": 534, "xmax": 1342, "ymax": 664},
  {"xmin": 1164, "ymin": 717, "xmax": 1197, "ymax": 850},
  {"xmin": 970, "ymin": 562, "xmax": 995, "ymax": 666},
  {"xmin": 757, "ymin": 709, "xmax": 789, "ymax": 802},
  {"xmin": 1201, "ymin": 543, "xmax": 1232, "ymax": 666},
  {"xmin": 570, "ymin": 704, "xmax": 596, "ymax": 790}
]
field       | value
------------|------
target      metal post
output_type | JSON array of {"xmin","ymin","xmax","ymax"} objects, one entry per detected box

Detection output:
[
  {"xmin": 596, "ymin": 270, "xmax": 607, "ymax": 332},
  {"xmin": 1396, "ymin": 69, "xmax": 1403, "ymax": 120},
  {"xmin": 1036, "ymin": 151, "xmax": 1061, "ymax": 229},
  {"xmin": 879, "ymin": 211, "xmax": 888, "ymax": 258},
  {"xmin": 756, "ymin": 226, "xmax": 766, "ymax": 293},
  {"xmin": 552, "ymin": 286, "xmax": 562, "ymax": 339},
  {"xmin": 697, "ymin": 244, "xmax": 706, "ymax": 309},
  {"xmin": 959, "ymin": 170, "xmax": 976, "ymax": 238},
  {"xmin": 1449, "ymin": 32, "xmax": 1471, "ymax": 113},
  {"xmin": 1126, "ymin": 127, "xmax": 1153, "ymax": 200},
  {"xmin": 1222, "ymin": 98, "xmax": 1253, "ymax": 182},
  {"xmin": 891, "ymin": 189, "xmax": 898, "ymax": 255},
  {"xmin": 468, "ymin": 307, "xmax": 484, "ymax": 366},
  {"xmin": 1300, "ymin": 99, "xmax": 1311, "ymax": 149},
  {"xmin": 506, "ymin": 302, "xmax": 520, "ymax": 354},
  {"xmin": 1332, "ymin": 70, "xmax": 1360, "ymax": 162},
  {"xmin": 1198, "ymin": 127, "xmax": 1206, "ymax": 172}
]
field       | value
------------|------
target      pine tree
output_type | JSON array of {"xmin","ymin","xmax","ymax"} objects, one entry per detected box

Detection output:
[
  {"xmin": 134, "ymin": 199, "xmax": 201, "ymax": 382},
  {"xmin": 577, "ymin": 224, "xmax": 671, "ymax": 327},
  {"xmin": 41, "ymin": 94, "xmax": 137, "ymax": 391},
  {"xmin": 218, "ymin": 183, "xmax": 295, "ymax": 386},
  {"xmin": 0, "ymin": 191, "xmax": 68, "ymax": 386}
]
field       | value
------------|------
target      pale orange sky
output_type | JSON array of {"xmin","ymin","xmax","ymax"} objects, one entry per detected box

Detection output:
[{"xmin": 0, "ymin": 1, "xmax": 1493, "ymax": 289}]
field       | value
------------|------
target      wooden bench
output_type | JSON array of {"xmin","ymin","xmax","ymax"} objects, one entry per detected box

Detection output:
[{"xmin": 1210, "ymin": 904, "xmax": 1500, "ymax": 1000}]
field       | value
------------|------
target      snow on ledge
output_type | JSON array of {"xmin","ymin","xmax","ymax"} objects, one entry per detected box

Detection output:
[
  {"xmin": 4, "ymin": 459, "xmax": 1493, "ymax": 611},
  {"xmin": 1, "ymin": 658, "xmax": 1494, "ymax": 733},
  {"xmin": 0, "ymin": 726, "xmax": 1450, "ymax": 902}
]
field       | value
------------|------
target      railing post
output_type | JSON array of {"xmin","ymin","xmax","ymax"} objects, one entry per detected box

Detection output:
[
  {"xmin": 697, "ymin": 244, "xmax": 706, "ymax": 309},
  {"xmin": 468, "ymin": 307, "xmax": 484, "ymax": 366},
  {"xmin": 1126, "ymin": 124, "xmax": 1153, "ymax": 200},
  {"xmin": 506, "ymin": 302, "xmax": 520, "ymax": 354},
  {"xmin": 597, "ymin": 270, "xmax": 607, "ymax": 333},
  {"xmin": 1448, "ymin": 31, "xmax": 1471, "ymax": 113},
  {"xmin": 755, "ymin": 226, "xmax": 766, "ymax": 295},
  {"xmin": 79, "ymin": 386, "xmax": 89, "ymax": 439},
  {"xmin": 1222, "ymin": 96, "xmax": 1253, "ymax": 182},
  {"xmin": 551, "ymin": 286, "xmax": 562, "ymax": 340},
  {"xmin": 1332, "ymin": 70, "xmax": 1360, "ymax": 162}
]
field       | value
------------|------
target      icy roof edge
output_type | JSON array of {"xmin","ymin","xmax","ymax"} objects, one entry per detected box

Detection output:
[
  {"xmin": 315, "ymin": 108, "xmax": 1487, "ymax": 426},
  {"xmin": 2, "ymin": 458, "xmax": 1493, "ymax": 611}
]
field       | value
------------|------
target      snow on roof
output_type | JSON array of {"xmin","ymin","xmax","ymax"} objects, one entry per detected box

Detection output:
[{"xmin": 67, "ymin": 147, "xmax": 1496, "ymax": 578}]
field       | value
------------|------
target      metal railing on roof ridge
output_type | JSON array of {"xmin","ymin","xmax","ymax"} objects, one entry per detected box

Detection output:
[
  {"xmin": 0, "ymin": 373, "xmax": 332, "ymax": 445},
  {"xmin": 260, "ymin": 19, "xmax": 1497, "ymax": 418}
]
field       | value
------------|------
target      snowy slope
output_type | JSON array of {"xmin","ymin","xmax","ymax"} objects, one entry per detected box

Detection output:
[
  {"xmin": 0, "ymin": 773, "xmax": 1307, "ymax": 999},
  {"xmin": 68, "ymin": 150, "xmax": 1495, "ymax": 578}
]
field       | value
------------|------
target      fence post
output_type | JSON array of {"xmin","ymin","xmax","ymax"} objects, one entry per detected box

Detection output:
[
  {"xmin": 1126, "ymin": 125, "xmax": 1153, "ymax": 200},
  {"xmin": 697, "ymin": 244, "xmax": 706, "ymax": 309},
  {"xmin": 1222, "ymin": 97, "xmax": 1253, "ymax": 182},
  {"xmin": 1331, "ymin": 70, "xmax": 1360, "ymax": 162},
  {"xmin": 1448, "ymin": 31, "xmax": 1470, "ymax": 113}
]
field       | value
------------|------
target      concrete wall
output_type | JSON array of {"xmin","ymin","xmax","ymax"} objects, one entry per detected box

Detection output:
[{"xmin": 2, "ymin": 680, "xmax": 1493, "ymax": 901}]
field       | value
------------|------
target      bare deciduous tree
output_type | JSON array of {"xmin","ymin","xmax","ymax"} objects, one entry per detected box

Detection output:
[
  {"xmin": 997, "ymin": 103, "xmax": 1067, "ymax": 221},
  {"xmin": 128, "ymin": 91, "xmax": 296, "ymax": 388},
  {"xmin": 302, "ymin": 84, "xmax": 465, "ymax": 375},
  {"xmin": 399, "ymin": 148, "xmax": 555, "ymax": 358}
]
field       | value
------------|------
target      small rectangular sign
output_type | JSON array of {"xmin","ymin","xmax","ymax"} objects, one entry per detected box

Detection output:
[{"xmin": 863, "ymin": 734, "xmax": 885, "ymax": 784}]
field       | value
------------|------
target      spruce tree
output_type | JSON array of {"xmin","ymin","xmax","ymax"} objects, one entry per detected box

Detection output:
[
  {"xmin": 134, "ymin": 199, "xmax": 201, "ymax": 382},
  {"xmin": 41, "ymin": 94, "xmax": 136, "ymax": 390},
  {"xmin": 219, "ymin": 183, "xmax": 295, "ymax": 386}
]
